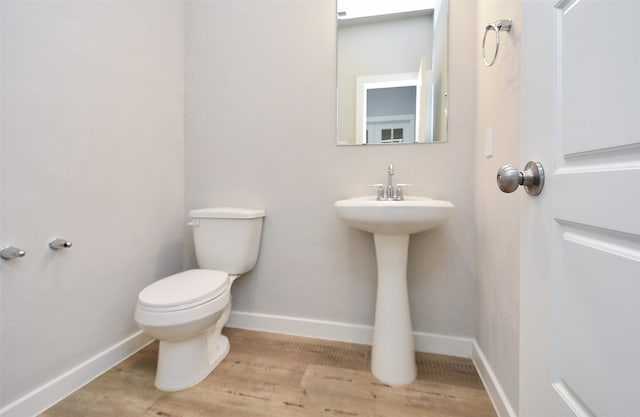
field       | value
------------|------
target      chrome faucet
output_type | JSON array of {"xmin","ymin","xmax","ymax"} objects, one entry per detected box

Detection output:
[
  {"xmin": 387, "ymin": 164, "xmax": 394, "ymax": 199},
  {"xmin": 372, "ymin": 163, "xmax": 406, "ymax": 201}
]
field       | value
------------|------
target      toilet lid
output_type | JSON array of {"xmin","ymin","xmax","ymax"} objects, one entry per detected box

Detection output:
[{"xmin": 138, "ymin": 269, "xmax": 229, "ymax": 311}]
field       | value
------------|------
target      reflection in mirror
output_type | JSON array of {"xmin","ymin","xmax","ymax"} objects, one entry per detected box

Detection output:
[
  {"xmin": 337, "ymin": 0, "xmax": 448, "ymax": 146},
  {"xmin": 367, "ymin": 86, "xmax": 417, "ymax": 144}
]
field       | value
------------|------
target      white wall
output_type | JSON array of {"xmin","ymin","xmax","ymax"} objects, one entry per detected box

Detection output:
[
  {"xmin": 0, "ymin": 0, "xmax": 485, "ymax": 413},
  {"xmin": 474, "ymin": 0, "xmax": 521, "ymax": 413},
  {"xmin": 185, "ymin": 0, "xmax": 477, "ymax": 342},
  {"xmin": 0, "ymin": 1, "xmax": 184, "ymax": 409}
]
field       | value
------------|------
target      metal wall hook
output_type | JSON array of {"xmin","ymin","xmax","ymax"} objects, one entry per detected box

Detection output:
[
  {"xmin": 482, "ymin": 18, "xmax": 512, "ymax": 67},
  {"xmin": 49, "ymin": 238, "xmax": 72, "ymax": 250},
  {"xmin": 1, "ymin": 246, "xmax": 26, "ymax": 260}
]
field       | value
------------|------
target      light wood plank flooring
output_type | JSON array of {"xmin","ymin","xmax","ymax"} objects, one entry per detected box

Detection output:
[{"xmin": 40, "ymin": 328, "xmax": 497, "ymax": 417}]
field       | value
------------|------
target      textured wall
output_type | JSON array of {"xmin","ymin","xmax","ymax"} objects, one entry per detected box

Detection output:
[{"xmin": 0, "ymin": 1, "xmax": 184, "ymax": 406}]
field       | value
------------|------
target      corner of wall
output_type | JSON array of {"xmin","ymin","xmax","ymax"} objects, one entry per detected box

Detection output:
[
  {"xmin": 472, "ymin": 341, "xmax": 518, "ymax": 417},
  {"xmin": 473, "ymin": 0, "xmax": 522, "ymax": 413}
]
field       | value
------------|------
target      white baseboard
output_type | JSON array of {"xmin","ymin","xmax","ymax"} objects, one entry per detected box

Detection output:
[
  {"xmin": 0, "ymin": 331, "xmax": 153, "ymax": 417},
  {"xmin": 471, "ymin": 341, "xmax": 518, "ymax": 417},
  {"xmin": 228, "ymin": 310, "xmax": 473, "ymax": 357}
]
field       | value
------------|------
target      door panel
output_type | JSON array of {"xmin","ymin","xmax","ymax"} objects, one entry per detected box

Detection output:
[
  {"xmin": 551, "ymin": 0, "xmax": 640, "ymax": 415},
  {"xmin": 521, "ymin": 1, "xmax": 640, "ymax": 416},
  {"xmin": 563, "ymin": 1, "xmax": 640, "ymax": 155},
  {"xmin": 553, "ymin": 168, "xmax": 640, "ymax": 236},
  {"xmin": 557, "ymin": 226, "xmax": 640, "ymax": 416}
]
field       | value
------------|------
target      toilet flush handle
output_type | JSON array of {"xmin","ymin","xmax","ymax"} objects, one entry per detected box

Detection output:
[{"xmin": 187, "ymin": 220, "xmax": 200, "ymax": 227}]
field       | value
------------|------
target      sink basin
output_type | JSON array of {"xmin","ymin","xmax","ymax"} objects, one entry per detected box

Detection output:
[
  {"xmin": 334, "ymin": 195, "xmax": 454, "ymax": 386},
  {"xmin": 334, "ymin": 196, "xmax": 454, "ymax": 235}
]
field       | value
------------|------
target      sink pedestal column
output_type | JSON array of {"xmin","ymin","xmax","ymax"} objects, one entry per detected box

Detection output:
[{"xmin": 371, "ymin": 233, "xmax": 417, "ymax": 386}]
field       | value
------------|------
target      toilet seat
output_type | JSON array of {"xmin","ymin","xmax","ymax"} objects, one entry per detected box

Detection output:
[{"xmin": 138, "ymin": 269, "xmax": 229, "ymax": 313}]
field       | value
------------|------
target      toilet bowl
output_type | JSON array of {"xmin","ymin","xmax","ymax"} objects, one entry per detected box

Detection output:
[
  {"xmin": 134, "ymin": 207, "xmax": 265, "ymax": 391},
  {"xmin": 135, "ymin": 269, "xmax": 230, "ymax": 391}
]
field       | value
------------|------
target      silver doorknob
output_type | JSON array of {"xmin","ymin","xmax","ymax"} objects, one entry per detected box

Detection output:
[
  {"xmin": 497, "ymin": 161, "xmax": 545, "ymax": 196},
  {"xmin": 1, "ymin": 246, "xmax": 26, "ymax": 260}
]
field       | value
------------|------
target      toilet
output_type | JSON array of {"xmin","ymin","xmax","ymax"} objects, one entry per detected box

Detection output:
[{"xmin": 134, "ymin": 207, "xmax": 265, "ymax": 391}]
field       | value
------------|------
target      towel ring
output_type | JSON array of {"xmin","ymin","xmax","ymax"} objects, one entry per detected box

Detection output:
[{"xmin": 482, "ymin": 18, "xmax": 512, "ymax": 67}]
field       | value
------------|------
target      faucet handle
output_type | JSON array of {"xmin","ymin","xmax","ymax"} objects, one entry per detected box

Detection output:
[
  {"xmin": 368, "ymin": 184, "xmax": 385, "ymax": 200},
  {"xmin": 395, "ymin": 184, "xmax": 412, "ymax": 201}
]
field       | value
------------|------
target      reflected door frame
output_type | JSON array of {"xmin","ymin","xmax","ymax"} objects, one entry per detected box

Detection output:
[{"xmin": 355, "ymin": 72, "xmax": 419, "ymax": 144}]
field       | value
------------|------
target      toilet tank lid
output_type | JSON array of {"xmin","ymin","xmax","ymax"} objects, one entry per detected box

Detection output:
[{"xmin": 189, "ymin": 207, "xmax": 265, "ymax": 219}]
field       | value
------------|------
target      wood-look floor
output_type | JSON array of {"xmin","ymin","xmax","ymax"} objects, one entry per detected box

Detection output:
[{"xmin": 40, "ymin": 328, "xmax": 497, "ymax": 417}]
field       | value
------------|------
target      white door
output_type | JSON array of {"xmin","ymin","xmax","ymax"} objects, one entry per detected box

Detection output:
[{"xmin": 520, "ymin": 1, "xmax": 640, "ymax": 417}]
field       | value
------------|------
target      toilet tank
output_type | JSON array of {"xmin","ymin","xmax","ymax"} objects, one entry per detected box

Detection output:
[{"xmin": 189, "ymin": 208, "xmax": 265, "ymax": 275}]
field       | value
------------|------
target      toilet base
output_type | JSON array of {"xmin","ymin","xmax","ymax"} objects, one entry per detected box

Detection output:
[{"xmin": 155, "ymin": 330, "xmax": 230, "ymax": 391}]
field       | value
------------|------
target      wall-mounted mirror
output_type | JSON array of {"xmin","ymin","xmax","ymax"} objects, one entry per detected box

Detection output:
[{"xmin": 337, "ymin": 0, "xmax": 448, "ymax": 146}]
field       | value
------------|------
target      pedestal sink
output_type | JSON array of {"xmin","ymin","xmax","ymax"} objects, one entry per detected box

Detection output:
[{"xmin": 334, "ymin": 195, "xmax": 454, "ymax": 386}]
